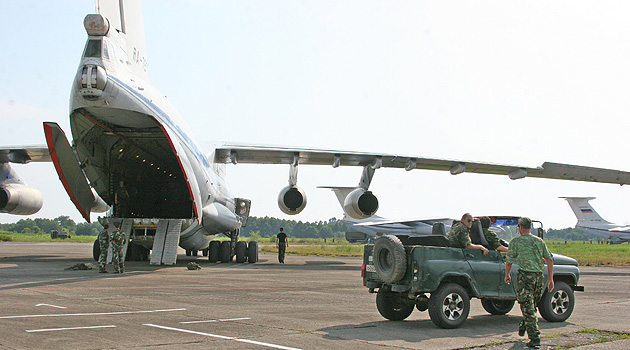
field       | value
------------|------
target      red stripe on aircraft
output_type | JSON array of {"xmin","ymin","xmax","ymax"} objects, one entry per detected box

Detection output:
[
  {"xmin": 158, "ymin": 124, "xmax": 200, "ymax": 223},
  {"xmin": 43, "ymin": 123, "xmax": 91, "ymax": 223}
]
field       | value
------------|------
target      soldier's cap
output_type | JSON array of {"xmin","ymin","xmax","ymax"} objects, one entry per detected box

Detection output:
[{"xmin": 518, "ymin": 217, "xmax": 532, "ymax": 229}]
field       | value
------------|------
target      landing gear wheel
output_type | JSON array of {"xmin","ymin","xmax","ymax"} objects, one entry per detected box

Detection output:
[
  {"xmin": 481, "ymin": 299, "xmax": 515, "ymax": 315},
  {"xmin": 219, "ymin": 241, "xmax": 232, "ymax": 263},
  {"xmin": 235, "ymin": 241, "xmax": 247, "ymax": 263},
  {"xmin": 373, "ymin": 235, "xmax": 406, "ymax": 283},
  {"xmin": 376, "ymin": 289, "xmax": 414, "ymax": 321},
  {"xmin": 202, "ymin": 249, "xmax": 209, "ymax": 257},
  {"xmin": 428, "ymin": 283, "xmax": 470, "ymax": 329},
  {"xmin": 538, "ymin": 281, "xmax": 574, "ymax": 322},
  {"xmin": 208, "ymin": 241, "xmax": 220, "ymax": 263},
  {"xmin": 185, "ymin": 250, "xmax": 191, "ymax": 256},
  {"xmin": 247, "ymin": 241, "xmax": 258, "ymax": 263},
  {"xmin": 92, "ymin": 240, "xmax": 100, "ymax": 261}
]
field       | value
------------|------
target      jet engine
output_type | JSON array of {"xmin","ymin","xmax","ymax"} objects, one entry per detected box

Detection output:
[
  {"xmin": 343, "ymin": 187, "xmax": 379, "ymax": 219},
  {"xmin": 0, "ymin": 185, "xmax": 43, "ymax": 215},
  {"xmin": 278, "ymin": 185, "xmax": 307, "ymax": 215}
]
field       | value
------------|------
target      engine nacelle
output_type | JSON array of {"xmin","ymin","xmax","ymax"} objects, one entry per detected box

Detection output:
[
  {"xmin": 202, "ymin": 203, "xmax": 240, "ymax": 235},
  {"xmin": 0, "ymin": 185, "xmax": 43, "ymax": 215},
  {"xmin": 278, "ymin": 185, "xmax": 307, "ymax": 215},
  {"xmin": 343, "ymin": 187, "xmax": 379, "ymax": 219}
]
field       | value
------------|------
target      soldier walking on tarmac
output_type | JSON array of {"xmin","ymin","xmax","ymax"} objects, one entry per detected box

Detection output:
[
  {"xmin": 504, "ymin": 217, "xmax": 554, "ymax": 348},
  {"xmin": 97, "ymin": 223, "xmax": 110, "ymax": 273},
  {"xmin": 110, "ymin": 222, "xmax": 126, "ymax": 273},
  {"xmin": 276, "ymin": 227, "xmax": 288, "ymax": 264}
]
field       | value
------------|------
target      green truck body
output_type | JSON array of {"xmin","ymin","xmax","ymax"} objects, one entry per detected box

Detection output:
[{"xmin": 362, "ymin": 232, "xmax": 583, "ymax": 328}]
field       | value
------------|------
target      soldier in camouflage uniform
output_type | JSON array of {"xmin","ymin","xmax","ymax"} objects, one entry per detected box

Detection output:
[
  {"xmin": 97, "ymin": 224, "xmax": 110, "ymax": 273},
  {"xmin": 505, "ymin": 217, "xmax": 554, "ymax": 348},
  {"xmin": 110, "ymin": 222, "xmax": 126, "ymax": 274},
  {"xmin": 479, "ymin": 216, "xmax": 508, "ymax": 252},
  {"xmin": 447, "ymin": 213, "xmax": 489, "ymax": 255}
]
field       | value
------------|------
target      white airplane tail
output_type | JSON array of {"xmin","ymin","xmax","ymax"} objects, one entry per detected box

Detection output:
[
  {"xmin": 319, "ymin": 186, "xmax": 355, "ymax": 208},
  {"xmin": 96, "ymin": 0, "xmax": 148, "ymax": 81},
  {"xmin": 560, "ymin": 197, "xmax": 611, "ymax": 225}
]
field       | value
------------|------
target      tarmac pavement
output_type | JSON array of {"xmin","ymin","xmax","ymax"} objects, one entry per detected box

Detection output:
[{"xmin": 0, "ymin": 242, "xmax": 628, "ymax": 349}]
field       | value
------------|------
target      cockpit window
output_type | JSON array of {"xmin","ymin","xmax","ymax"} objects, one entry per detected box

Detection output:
[{"xmin": 83, "ymin": 39, "xmax": 102, "ymax": 58}]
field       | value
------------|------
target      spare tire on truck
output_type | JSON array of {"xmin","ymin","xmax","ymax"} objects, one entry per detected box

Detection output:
[{"xmin": 373, "ymin": 235, "xmax": 406, "ymax": 283}]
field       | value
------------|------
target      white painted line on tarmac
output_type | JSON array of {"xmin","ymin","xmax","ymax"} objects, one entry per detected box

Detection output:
[
  {"xmin": 26, "ymin": 325, "xmax": 116, "ymax": 333},
  {"xmin": 0, "ymin": 308, "xmax": 186, "ymax": 319},
  {"xmin": 180, "ymin": 317, "xmax": 252, "ymax": 324},
  {"xmin": 144, "ymin": 323, "xmax": 303, "ymax": 350},
  {"xmin": 35, "ymin": 303, "xmax": 67, "ymax": 309}
]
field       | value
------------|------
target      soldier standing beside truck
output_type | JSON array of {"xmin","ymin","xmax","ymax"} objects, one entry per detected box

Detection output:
[{"xmin": 505, "ymin": 217, "xmax": 554, "ymax": 348}]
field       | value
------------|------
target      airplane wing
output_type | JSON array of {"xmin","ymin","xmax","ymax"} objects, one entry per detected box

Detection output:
[
  {"xmin": 0, "ymin": 146, "xmax": 51, "ymax": 164},
  {"xmin": 215, "ymin": 144, "xmax": 630, "ymax": 185},
  {"xmin": 353, "ymin": 217, "xmax": 452, "ymax": 227}
]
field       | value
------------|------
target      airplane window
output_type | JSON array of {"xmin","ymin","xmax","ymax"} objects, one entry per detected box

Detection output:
[
  {"xmin": 103, "ymin": 43, "xmax": 109, "ymax": 60},
  {"xmin": 83, "ymin": 39, "xmax": 102, "ymax": 58}
]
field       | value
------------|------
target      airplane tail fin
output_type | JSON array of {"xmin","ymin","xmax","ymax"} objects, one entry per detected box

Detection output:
[
  {"xmin": 560, "ymin": 197, "xmax": 611, "ymax": 225},
  {"xmin": 96, "ymin": 0, "xmax": 148, "ymax": 81},
  {"xmin": 318, "ymin": 186, "xmax": 355, "ymax": 209}
]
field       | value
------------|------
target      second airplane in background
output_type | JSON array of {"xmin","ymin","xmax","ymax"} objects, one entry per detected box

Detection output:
[{"xmin": 562, "ymin": 197, "xmax": 630, "ymax": 244}]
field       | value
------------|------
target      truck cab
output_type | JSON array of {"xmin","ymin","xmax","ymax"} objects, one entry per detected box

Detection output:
[{"xmin": 362, "ymin": 216, "xmax": 583, "ymax": 328}]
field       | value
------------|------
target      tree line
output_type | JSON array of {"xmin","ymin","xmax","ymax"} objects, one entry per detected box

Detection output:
[
  {"xmin": 0, "ymin": 216, "xmax": 103, "ymax": 237},
  {"xmin": 0, "ymin": 216, "xmax": 606, "ymax": 241},
  {"xmin": 240, "ymin": 217, "xmax": 349, "ymax": 239},
  {"xmin": 0, "ymin": 216, "xmax": 350, "ymax": 239}
]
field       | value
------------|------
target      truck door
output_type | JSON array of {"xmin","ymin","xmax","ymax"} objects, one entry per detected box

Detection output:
[
  {"xmin": 497, "ymin": 253, "xmax": 517, "ymax": 297},
  {"xmin": 464, "ymin": 249, "xmax": 503, "ymax": 297}
]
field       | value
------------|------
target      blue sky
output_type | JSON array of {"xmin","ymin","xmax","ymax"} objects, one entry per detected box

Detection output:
[{"xmin": 2, "ymin": 1, "xmax": 630, "ymax": 229}]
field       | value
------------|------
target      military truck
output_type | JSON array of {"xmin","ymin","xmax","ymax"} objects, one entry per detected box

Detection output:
[{"xmin": 362, "ymin": 217, "xmax": 583, "ymax": 329}]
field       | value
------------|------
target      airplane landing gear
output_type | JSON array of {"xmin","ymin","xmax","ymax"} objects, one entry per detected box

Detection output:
[{"xmin": 208, "ymin": 229, "xmax": 258, "ymax": 263}]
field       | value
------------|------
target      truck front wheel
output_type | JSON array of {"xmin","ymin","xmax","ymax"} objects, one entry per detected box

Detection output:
[
  {"xmin": 376, "ymin": 290, "xmax": 414, "ymax": 321},
  {"xmin": 428, "ymin": 283, "xmax": 470, "ymax": 329},
  {"xmin": 538, "ymin": 281, "xmax": 574, "ymax": 322}
]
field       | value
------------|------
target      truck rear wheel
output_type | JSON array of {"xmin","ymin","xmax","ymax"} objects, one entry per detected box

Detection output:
[
  {"xmin": 376, "ymin": 290, "xmax": 414, "ymax": 321},
  {"xmin": 538, "ymin": 281, "xmax": 574, "ymax": 322},
  {"xmin": 428, "ymin": 283, "xmax": 470, "ymax": 329},
  {"xmin": 373, "ymin": 235, "xmax": 406, "ymax": 283},
  {"xmin": 481, "ymin": 299, "xmax": 515, "ymax": 315}
]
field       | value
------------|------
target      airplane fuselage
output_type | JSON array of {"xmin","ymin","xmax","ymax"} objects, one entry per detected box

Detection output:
[{"xmin": 66, "ymin": 15, "xmax": 242, "ymax": 250}]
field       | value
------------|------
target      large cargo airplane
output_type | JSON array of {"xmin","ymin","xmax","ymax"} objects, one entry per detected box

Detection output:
[
  {"xmin": 3, "ymin": 0, "xmax": 630, "ymax": 264},
  {"xmin": 561, "ymin": 197, "xmax": 630, "ymax": 244}
]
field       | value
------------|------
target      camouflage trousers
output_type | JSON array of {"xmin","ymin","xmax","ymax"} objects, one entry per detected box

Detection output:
[
  {"xmin": 98, "ymin": 240, "xmax": 109, "ymax": 272},
  {"xmin": 278, "ymin": 242, "xmax": 286, "ymax": 263},
  {"xmin": 111, "ymin": 243, "xmax": 124, "ymax": 273},
  {"xmin": 517, "ymin": 270, "xmax": 544, "ymax": 340}
]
